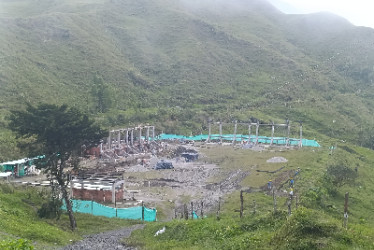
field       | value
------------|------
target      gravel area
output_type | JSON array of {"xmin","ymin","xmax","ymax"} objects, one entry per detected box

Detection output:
[
  {"xmin": 266, "ymin": 156, "xmax": 288, "ymax": 163},
  {"xmin": 62, "ymin": 224, "xmax": 144, "ymax": 250}
]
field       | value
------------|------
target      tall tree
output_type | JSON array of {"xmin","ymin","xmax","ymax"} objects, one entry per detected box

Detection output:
[
  {"xmin": 8, "ymin": 104, "xmax": 104, "ymax": 230},
  {"xmin": 91, "ymin": 76, "xmax": 112, "ymax": 113}
]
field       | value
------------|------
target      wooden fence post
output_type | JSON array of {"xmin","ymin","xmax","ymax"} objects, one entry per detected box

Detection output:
[
  {"xmin": 201, "ymin": 201, "xmax": 204, "ymax": 219},
  {"xmin": 253, "ymin": 200, "xmax": 256, "ymax": 215},
  {"xmin": 240, "ymin": 190, "xmax": 244, "ymax": 219},
  {"xmin": 272, "ymin": 187, "xmax": 277, "ymax": 213},
  {"xmin": 184, "ymin": 204, "xmax": 188, "ymax": 220},
  {"xmin": 142, "ymin": 201, "xmax": 145, "ymax": 222},
  {"xmin": 287, "ymin": 198, "xmax": 291, "ymax": 216},
  {"xmin": 191, "ymin": 202, "xmax": 194, "ymax": 220},
  {"xmin": 216, "ymin": 197, "xmax": 221, "ymax": 220}
]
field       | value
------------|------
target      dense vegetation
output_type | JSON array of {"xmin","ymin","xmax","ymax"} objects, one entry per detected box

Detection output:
[{"xmin": 1, "ymin": 0, "xmax": 374, "ymax": 161}]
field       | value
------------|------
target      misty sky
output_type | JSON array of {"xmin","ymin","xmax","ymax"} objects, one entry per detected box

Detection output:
[{"xmin": 268, "ymin": 0, "xmax": 374, "ymax": 28}]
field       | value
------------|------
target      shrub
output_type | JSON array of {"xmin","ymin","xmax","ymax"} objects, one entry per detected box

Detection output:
[
  {"xmin": 37, "ymin": 198, "xmax": 62, "ymax": 219},
  {"xmin": 325, "ymin": 164, "xmax": 358, "ymax": 187},
  {"xmin": 0, "ymin": 239, "xmax": 34, "ymax": 250},
  {"xmin": 272, "ymin": 207, "xmax": 349, "ymax": 250}
]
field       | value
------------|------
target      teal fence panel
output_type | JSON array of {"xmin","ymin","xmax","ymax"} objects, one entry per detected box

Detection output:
[
  {"xmin": 92, "ymin": 202, "xmax": 117, "ymax": 218},
  {"xmin": 117, "ymin": 206, "xmax": 142, "ymax": 220},
  {"xmin": 144, "ymin": 207, "xmax": 157, "ymax": 222},
  {"xmin": 62, "ymin": 199, "xmax": 157, "ymax": 221},
  {"xmin": 192, "ymin": 211, "xmax": 199, "ymax": 219},
  {"xmin": 71, "ymin": 200, "xmax": 93, "ymax": 214},
  {"xmin": 157, "ymin": 133, "xmax": 320, "ymax": 147}
]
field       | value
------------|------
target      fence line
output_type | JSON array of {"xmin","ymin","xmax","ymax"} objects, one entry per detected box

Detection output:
[{"xmin": 61, "ymin": 199, "xmax": 157, "ymax": 222}]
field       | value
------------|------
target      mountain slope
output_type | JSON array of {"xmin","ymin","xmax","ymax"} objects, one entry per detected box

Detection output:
[{"xmin": 1, "ymin": 0, "xmax": 374, "ymax": 160}]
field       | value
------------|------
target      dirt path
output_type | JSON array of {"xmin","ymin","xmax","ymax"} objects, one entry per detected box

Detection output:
[{"xmin": 62, "ymin": 224, "xmax": 144, "ymax": 250}]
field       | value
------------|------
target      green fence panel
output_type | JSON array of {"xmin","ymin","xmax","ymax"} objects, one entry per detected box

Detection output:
[
  {"xmin": 157, "ymin": 134, "xmax": 320, "ymax": 147},
  {"xmin": 92, "ymin": 202, "xmax": 117, "ymax": 218},
  {"xmin": 71, "ymin": 200, "xmax": 92, "ymax": 214},
  {"xmin": 144, "ymin": 207, "xmax": 157, "ymax": 222},
  {"xmin": 117, "ymin": 206, "xmax": 141, "ymax": 220},
  {"xmin": 192, "ymin": 211, "xmax": 199, "ymax": 219},
  {"xmin": 62, "ymin": 199, "xmax": 157, "ymax": 221}
]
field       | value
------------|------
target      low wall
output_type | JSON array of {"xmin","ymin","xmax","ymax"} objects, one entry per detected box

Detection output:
[{"xmin": 72, "ymin": 187, "xmax": 123, "ymax": 203}]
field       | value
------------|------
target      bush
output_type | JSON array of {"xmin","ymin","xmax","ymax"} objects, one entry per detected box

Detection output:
[
  {"xmin": 0, "ymin": 239, "xmax": 34, "ymax": 250},
  {"xmin": 37, "ymin": 198, "xmax": 62, "ymax": 219},
  {"xmin": 325, "ymin": 164, "xmax": 358, "ymax": 187},
  {"xmin": 272, "ymin": 207, "xmax": 349, "ymax": 250}
]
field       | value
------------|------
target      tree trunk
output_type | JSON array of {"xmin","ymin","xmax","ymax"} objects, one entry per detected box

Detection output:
[{"xmin": 62, "ymin": 187, "xmax": 77, "ymax": 231}]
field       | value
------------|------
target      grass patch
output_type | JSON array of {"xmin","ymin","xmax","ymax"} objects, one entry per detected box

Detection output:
[{"xmin": 0, "ymin": 183, "xmax": 140, "ymax": 248}]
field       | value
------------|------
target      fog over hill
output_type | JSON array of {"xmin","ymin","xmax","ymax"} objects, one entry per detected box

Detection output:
[{"xmin": 1, "ymin": 0, "xmax": 374, "ymax": 160}]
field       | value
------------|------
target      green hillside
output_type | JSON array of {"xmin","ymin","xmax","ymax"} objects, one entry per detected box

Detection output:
[
  {"xmin": 125, "ymin": 144, "xmax": 374, "ymax": 249},
  {"xmin": 3, "ymin": 1, "xmax": 374, "ymax": 248},
  {"xmin": 1, "ymin": 0, "xmax": 374, "ymax": 158},
  {"xmin": 0, "ymin": 183, "xmax": 137, "ymax": 249}
]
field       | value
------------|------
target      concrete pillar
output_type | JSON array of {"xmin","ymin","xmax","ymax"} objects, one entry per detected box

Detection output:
[
  {"xmin": 146, "ymin": 127, "xmax": 150, "ymax": 142},
  {"xmin": 286, "ymin": 122, "xmax": 290, "ymax": 147},
  {"xmin": 126, "ymin": 130, "xmax": 129, "ymax": 145},
  {"xmin": 131, "ymin": 129, "xmax": 134, "ymax": 146},
  {"xmin": 255, "ymin": 121, "xmax": 259, "ymax": 145},
  {"xmin": 248, "ymin": 124, "xmax": 252, "ymax": 144},
  {"xmin": 233, "ymin": 120, "xmax": 237, "ymax": 145},
  {"xmin": 299, "ymin": 123, "xmax": 303, "ymax": 148},
  {"xmin": 207, "ymin": 121, "xmax": 211, "ymax": 143},
  {"xmin": 117, "ymin": 130, "xmax": 121, "ymax": 146},
  {"xmin": 112, "ymin": 184, "xmax": 115, "ymax": 204},
  {"xmin": 219, "ymin": 122, "xmax": 223, "ymax": 144},
  {"xmin": 270, "ymin": 123, "xmax": 274, "ymax": 145},
  {"xmin": 139, "ymin": 127, "xmax": 142, "ymax": 145},
  {"xmin": 108, "ymin": 131, "xmax": 112, "ymax": 150}
]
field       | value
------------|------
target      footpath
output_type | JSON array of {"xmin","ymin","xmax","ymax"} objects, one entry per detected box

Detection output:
[{"xmin": 62, "ymin": 224, "xmax": 144, "ymax": 250}]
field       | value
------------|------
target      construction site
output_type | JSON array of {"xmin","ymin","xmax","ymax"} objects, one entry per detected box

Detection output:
[{"xmin": 3, "ymin": 121, "xmax": 320, "ymax": 220}]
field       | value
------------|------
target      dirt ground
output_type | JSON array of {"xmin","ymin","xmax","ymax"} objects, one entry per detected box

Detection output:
[
  {"xmin": 110, "ymin": 143, "xmax": 250, "ymax": 220},
  {"xmin": 78, "ymin": 142, "xmax": 253, "ymax": 220}
]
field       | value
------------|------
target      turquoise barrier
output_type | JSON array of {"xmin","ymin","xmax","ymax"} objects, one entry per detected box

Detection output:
[
  {"xmin": 157, "ymin": 134, "xmax": 320, "ymax": 147},
  {"xmin": 61, "ymin": 199, "xmax": 157, "ymax": 222}
]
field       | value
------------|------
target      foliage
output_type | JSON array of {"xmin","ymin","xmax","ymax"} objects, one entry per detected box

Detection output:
[
  {"xmin": 301, "ymin": 186, "xmax": 328, "ymax": 208},
  {"xmin": 0, "ymin": 239, "xmax": 34, "ymax": 250},
  {"xmin": 1, "ymin": 0, "xmax": 374, "ymax": 159},
  {"xmin": 325, "ymin": 164, "xmax": 358, "ymax": 187},
  {"xmin": 8, "ymin": 103, "xmax": 104, "ymax": 160},
  {"xmin": 7, "ymin": 103, "xmax": 104, "ymax": 230},
  {"xmin": 0, "ymin": 183, "xmax": 138, "ymax": 248},
  {"xmin": 91, "ymin": 76, "xmax": 113, "ymax": 113},
  {"xmin": 272, "ymin": 207, "xmax": 351, "ymax": 250},
  {"xmin": 37, "ymin": 198, "xmax": 63, "ymax": 220}
]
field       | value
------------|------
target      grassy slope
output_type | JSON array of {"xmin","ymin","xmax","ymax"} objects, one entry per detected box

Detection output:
[
  {"xmin": 1, "ymin": 0, "xmax": 374, "ymax": 161},
  {"xmin": 2, "ymin": 142, "xmax": 374, "ymax": 249},
  {"xmin": 0, "ymin": 183, "xmax": 138, "ymax": 249},
  {"xmin": 126, "ymin": 143, "xmax": 374, "ymax": 249}
]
